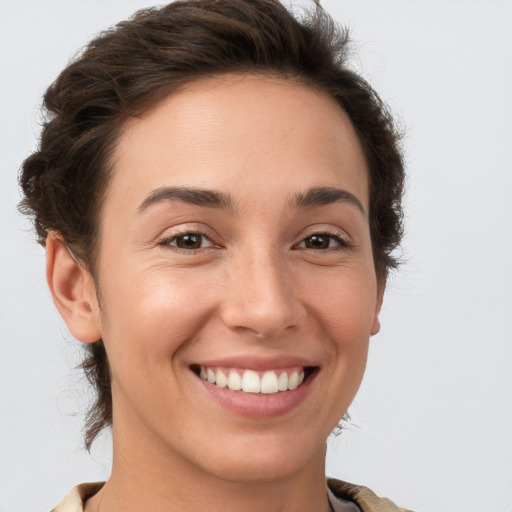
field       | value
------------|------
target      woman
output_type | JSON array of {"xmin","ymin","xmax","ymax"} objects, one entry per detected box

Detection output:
[{"xmin": 19, "ymin": 0, "xmax": 410, "ymax": 510}]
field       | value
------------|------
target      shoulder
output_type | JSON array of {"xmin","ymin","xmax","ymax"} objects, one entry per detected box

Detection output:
[
  {"xmin": 327, "ymin": 478, "xmax": 415, "ymax": 512},
  {"xmin": 52, "ymin": 479, "xmax": 414, "ymax": 512},
  {"xmin": 50, "ymin": 482, "xmax": 104, "ymax": 512}
]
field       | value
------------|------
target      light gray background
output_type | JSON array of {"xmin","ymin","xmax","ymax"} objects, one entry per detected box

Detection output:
[{"xmin": 1, "ymin": 1, "xmax": 511, "ymax": 511}]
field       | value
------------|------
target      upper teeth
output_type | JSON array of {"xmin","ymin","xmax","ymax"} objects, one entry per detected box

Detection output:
[{"xmin": 199, "ymin": 366, "xmax": 305, "ymax": 394}]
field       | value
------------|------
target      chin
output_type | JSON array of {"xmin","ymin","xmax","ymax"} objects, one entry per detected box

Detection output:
[
  {"xmin": 195, "ymin": 432, "xmax": 326, "ymax": 485},
  {"xmin": 207, "ymin": 458, "xmax": 307, "ymax": 485}
]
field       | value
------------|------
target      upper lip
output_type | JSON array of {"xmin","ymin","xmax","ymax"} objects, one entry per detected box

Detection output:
[{"xmin": 192, "ymin": 355, "xmax": 318, "ymax": 371}]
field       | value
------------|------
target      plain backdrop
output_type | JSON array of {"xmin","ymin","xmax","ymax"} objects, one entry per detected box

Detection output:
[{"xmin": 1, "ymin": 1, "xmax": 511, "ymax": 511}]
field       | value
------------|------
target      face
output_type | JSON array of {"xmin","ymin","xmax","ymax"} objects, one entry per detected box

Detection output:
[{"xmin": 89, "ymin": 74, "xmax": 383, "ymax": 483}]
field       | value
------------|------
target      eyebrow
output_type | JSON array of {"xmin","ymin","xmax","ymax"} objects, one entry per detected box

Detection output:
[
  {"xmin": 291, "ymin": 186, "xmax": 366, "ymax": 216},
  {"xmin": 138, "ymin": 186, "xmax": 235, "ymax": 213},
  {"xmin": 138, "ymin": 185, "xmax": 365, "ymax": 216}
]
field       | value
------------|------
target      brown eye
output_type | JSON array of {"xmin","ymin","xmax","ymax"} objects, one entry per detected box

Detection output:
[
  {"xmin": 297, "ymin": 233, "xmax": 348, "ymax": 251},
  {"xmin": 175, "ymin": 234, "xmax": 203, "ymax": 249},
  {"xmin": 304, "ymin": 235, "xmax": 331, "ymax": 249},
  {"xmin": 161, "ymin": 232, "xmax": 215, "ymax": 250}
]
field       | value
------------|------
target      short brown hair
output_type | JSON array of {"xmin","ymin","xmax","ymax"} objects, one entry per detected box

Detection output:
[{"xmin": 19, "ymin": 0, "xmax": 405, "ymax": 449}]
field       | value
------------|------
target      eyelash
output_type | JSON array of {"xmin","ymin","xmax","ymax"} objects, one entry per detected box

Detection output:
[
  {"xmin": 157, "ymin": 231, "xmax": 217, "ymax": 253},
  {"xmin": 157, "ymin": 229, "xmax": 351, "ymax": 254},
  {"xmin": 294, "ymin": 231, "xmax": 351, "ymax": 252}
]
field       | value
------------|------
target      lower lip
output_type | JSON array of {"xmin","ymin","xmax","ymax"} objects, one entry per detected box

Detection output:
[{"xmin": 194, "ymin": 370, "xmax": 317, "ymax": 418}]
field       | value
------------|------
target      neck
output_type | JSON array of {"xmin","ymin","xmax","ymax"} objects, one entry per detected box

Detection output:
[{"xmin": 89, "ymin": 422, "xmax": 331, "ymax": 512}]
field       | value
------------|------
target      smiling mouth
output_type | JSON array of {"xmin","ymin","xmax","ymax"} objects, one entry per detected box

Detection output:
[{"xmin": 191, "ymin": 365, "xmax": 317, "ymax": 394}]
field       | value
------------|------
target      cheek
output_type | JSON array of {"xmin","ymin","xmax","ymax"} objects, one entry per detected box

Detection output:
[
  {"xmin": 97, "ymin": 267, "xmax": 219, "ymax": 375},
  {"xmin": 302, "ymin": 268, "xmax": 376, "ymax": 386},
  {"xmin": 303, "ymin": 268, "xmax": 378, "ymax": 339}
]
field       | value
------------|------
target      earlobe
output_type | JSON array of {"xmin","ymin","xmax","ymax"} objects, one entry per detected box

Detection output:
[
  {"xmin": 46, "ymin": 231, "xmax": 101, "ymax": 343},
  {"xmin": 371, "ymin": 315, "xmax": 381, "ymax": 336},
  {"xmin": 371, "ymin": 272, "xmax": 387, "ymax": 336}
]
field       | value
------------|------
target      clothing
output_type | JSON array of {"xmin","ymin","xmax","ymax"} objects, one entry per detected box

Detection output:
[
  {"xmin": 51, "ymin": 479, "xmax": 413, "ymax": 512},
  {"xmin": 327, "ymin": 479, "xmax": 414, "ymax": 512},
  {"xmin": 51, "ymin": 482, "xmax": 103, "ymax": 512}
]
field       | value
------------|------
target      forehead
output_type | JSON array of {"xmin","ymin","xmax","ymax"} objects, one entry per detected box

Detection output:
[{"xmin": 106, "ymin": 74, "xmax": 369, "ymax": 214}]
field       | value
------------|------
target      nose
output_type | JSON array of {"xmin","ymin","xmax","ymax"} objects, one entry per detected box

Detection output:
[{"xmin": 219, "ymin": 248, "xmax": 305, "ymax": 339}]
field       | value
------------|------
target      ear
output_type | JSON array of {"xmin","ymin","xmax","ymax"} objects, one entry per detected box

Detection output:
[
  {"xmin": 46, "ymin": 232, "xmax": 101, "ymax": 343},
  {"xmin": 370, "ymin": 271, "xmax": 387, "ymax": 336}
]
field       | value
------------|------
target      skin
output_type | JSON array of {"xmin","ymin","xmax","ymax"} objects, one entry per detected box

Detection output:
[{"xmin": 47, "ymin": 74, "xmax": 384, "ymax": 512}]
